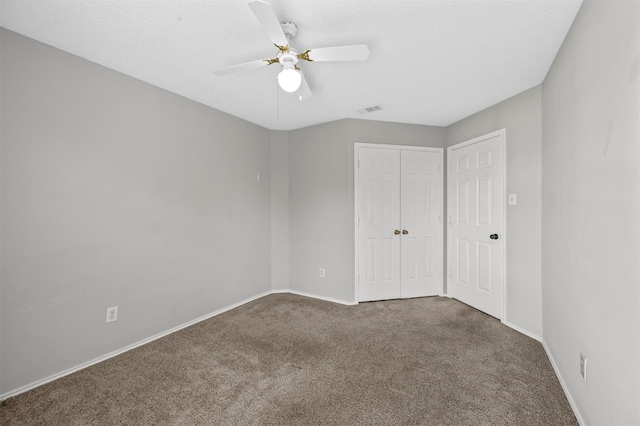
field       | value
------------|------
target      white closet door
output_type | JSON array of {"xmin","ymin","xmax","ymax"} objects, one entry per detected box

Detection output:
[
  {"xmin": 400, "ymin": 150, "xmax": 443, "ymax": 298},
  {"xmin": 358, "ymin": 148, "xmax": 401, "ymax": 302},
  {"xmin": 357, "ymin": 145, "xmax": 443, "ymax": 302}
]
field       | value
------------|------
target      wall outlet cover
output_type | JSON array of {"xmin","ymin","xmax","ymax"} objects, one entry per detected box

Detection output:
[{"xmin": 106, "ymin": 306, "xmax": 119, "ymax": 323}]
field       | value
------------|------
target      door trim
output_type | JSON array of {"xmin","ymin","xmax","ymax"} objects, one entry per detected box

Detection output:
[
  {"xmin": 446, "ymin": 129, "xmax": 507, "ymax": 321},
  {"xmin": 354, "ymin": 143, "xmax": 444, "ymax": 303}
]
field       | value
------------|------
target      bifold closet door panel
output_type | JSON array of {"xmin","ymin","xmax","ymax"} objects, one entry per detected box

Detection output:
[
  {"xmin": 358, "ymin": 148, "xmax": 401, "ymax": 302},
  {"xmin": 400, "ymin": 150, "xmax": 443, "ymax": 298}
]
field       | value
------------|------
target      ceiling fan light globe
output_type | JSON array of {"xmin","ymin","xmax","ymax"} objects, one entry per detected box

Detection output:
[{"xmin": 278, "ymin": 68, "xmax": 302, "ymax": 92}]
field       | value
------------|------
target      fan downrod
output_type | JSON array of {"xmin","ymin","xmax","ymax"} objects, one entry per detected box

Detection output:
[{"xmin": 280, "ymin": 21, "xmax": 298, "ymax": 41}]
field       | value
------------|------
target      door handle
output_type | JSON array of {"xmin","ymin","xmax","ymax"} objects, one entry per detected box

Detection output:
[
  {"xmin": 394, "ymin": 230, "xmax": 400, "ymax": 235},
  {"xmin": 490, "ymin": 234, "xmax": 499, "ymax": 240},
  {"xmin": 402, "ymin": 230, "xmax": 408, "ymax": 235}
]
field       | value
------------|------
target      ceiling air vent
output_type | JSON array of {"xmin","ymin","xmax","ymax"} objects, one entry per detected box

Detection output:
[{"xmin": 358, "ymin": 104, "xmax": 384, "ymax": 114}]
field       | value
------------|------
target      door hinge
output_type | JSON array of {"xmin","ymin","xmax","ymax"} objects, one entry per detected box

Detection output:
[
  {"xmin": 448, "ymin": 162, "xmax": 453, "ymax": 172},
  {"xmin": 448, "ymin": 269, "xmax": 453, "ymax": 278}
]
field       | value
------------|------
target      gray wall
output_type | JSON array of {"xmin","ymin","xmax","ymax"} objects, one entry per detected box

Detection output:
[
  {"xmin": 446, "ymin": 86, "xmax": 543, "ymax": 338},
  {"xmin": 270, "ymin": 130, "xmax": 290, "ymax": 291},
  {"xmin": 347, "ymin": 119, "xmax": 447, "ymax": 148},
  {"xmin": 0, "ymin": 29, "xmax": 272, "ymax": 394},
  {"xmin": 288, "ymin": 119, "xmax": 445, "ymax": 303},
  {"xmin": 288, "ymin": 120, "xmax": 353, "ymax": 301},
  {"xmin": 541, "ymin": 1, "xmax": 640, "ymax": 424}
]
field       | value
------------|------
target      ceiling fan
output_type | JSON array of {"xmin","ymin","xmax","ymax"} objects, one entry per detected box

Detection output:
[{"xmin": 214, "ymin": 0, "xmax": 370, "ymax": 100}]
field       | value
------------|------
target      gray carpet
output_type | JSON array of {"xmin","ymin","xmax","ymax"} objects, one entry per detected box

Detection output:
[{"xmin": 0, "ymin": 294, "xmax": 577, "ymax": 425}]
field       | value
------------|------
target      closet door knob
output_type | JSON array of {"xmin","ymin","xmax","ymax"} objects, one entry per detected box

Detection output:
[
  {"xmin": 394, "ymin": 230, "xmax": 400, "ymax": 235},
  {"xmin": 402, "ymin": 230, "xmax": 408, "ymax": 235},
  {"xmin": 490, "ymin": 234, "xmax": 499, "ymax": 240}
]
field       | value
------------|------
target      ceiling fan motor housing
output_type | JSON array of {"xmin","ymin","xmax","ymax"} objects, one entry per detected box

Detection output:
[
  {"xmin": 277, "ymin": 22, "xmax": 300, "ymax": 67},
  {"xmin": 278, "ymin": 51, "xmax": 299, "ymax": 66}
]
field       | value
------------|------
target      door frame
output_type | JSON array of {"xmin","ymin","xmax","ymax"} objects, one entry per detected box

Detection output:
[
  {"xmin": 354, "ymin": 143, "xmax": 444, "ymax": 303},
  {"xmin": 446, "ymin": 129, "xmax": 507, "ymax": 321}
]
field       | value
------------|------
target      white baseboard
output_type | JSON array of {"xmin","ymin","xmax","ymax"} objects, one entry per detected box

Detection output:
[
  {"xmin": 0, "ymin": 291, "xmax": 273, "ymax": 401},
  {"xmin": 4, "ymin": 287, "xmax": 574, "ymax": 425},
  {"xmin": 503, "ymin": 320, "xmax": 541, "ymax": 342},
  {"xmin": 542, "ymin": 341, "xmax": 586, "ymax": 426},
  {"xmin": 1, "ymin": 289, "xmax": 357, "ymax": 401},
  {"xmin": 272, "ymin": 288, "xmax": 358, "ymax": 306}
]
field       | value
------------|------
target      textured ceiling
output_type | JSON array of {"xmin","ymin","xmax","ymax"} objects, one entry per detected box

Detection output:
[{"xmin": 0, "ymin": 0, "xmax": 582, "ymax": 131}]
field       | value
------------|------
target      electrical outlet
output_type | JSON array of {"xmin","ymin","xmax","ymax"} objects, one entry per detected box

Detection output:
[
  {"xmin": 319, "ymin": 268, "xmax": 325, "ymax": 278},
  {"xmin": 580, "ymin": 352, "xmax": 587, "ymax": 381},
  {"xmin": 106, "ymin": 306, "xmax": 118, "ymax": 323}
]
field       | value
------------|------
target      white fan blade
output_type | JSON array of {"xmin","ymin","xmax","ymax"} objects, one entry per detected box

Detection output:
[
  {"xmin": 305, "ymin": 44, "xmax": 370, "ymax": 62},
  {"xmin": 296, "ymin": 71, "xmax": 312, "ymax": 101},
  {"xmin": 214, "ymin": 59, "xmax": 269, "ymax": 76},
  {"xmin": 248, "ymin": 0, "xmax": 288, "ymax": 48}
]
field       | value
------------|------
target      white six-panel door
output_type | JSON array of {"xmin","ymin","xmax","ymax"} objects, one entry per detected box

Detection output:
[
  {"xmin": 357, "ymin": 145, "xmax": 443, "ymax": 302},
  {"xmin": 447, "ymin": 130, "xmax": 505, "ymax": 319},
  {"xmin": 400, "ymin": 150, "xmax": 443, "ymax": 298},
  {"xmin": 358, "ymin": 148, "xmax": 401, "ymax": 301}
]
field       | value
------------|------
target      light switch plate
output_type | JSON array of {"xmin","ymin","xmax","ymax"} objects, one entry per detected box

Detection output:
[{"xmin": 580, "ymin": 352, "xmax": 587, "ymax": 381}]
